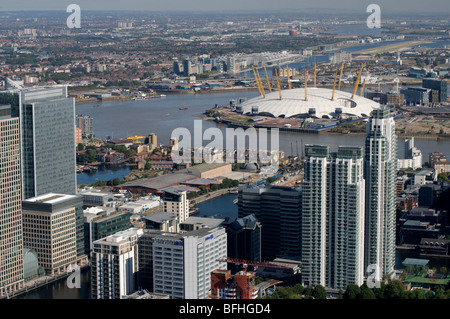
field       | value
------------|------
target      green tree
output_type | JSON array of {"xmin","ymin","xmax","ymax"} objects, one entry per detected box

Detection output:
[
  {"xmin": 360, "ymin": 284, "xmax": 376, "ymax": 299},
  {"xmin": 313, "ymin": 285, "xmax": 327, "ymax": 299},
  {"xmin": 440, "ymin": 267, "xmax": 447, "ymax": 275},
  {"xmin": 304, "ymin": 286, "xmax": 314, "ymax": 299},
  {"xmin": 433, "ymin": 286, "xmax": 447, "ymax": 299},
  {"xmin": 293, "ymin": 284, "xmax": 304, "ymax": 296},
  {"xmin": 343, "ymin": 284, "xmax": 361, "ymax": 299},
  {"xmin": 409, "ymin": 289, "xmax": 426, "ymax": 299},
  {"xmin": 384, "ymin": 280, "xmax": 407, "ymax": 299},
  {"xmin": 77, "ymin": 143, "xmax": 84, "ymax": 151}
]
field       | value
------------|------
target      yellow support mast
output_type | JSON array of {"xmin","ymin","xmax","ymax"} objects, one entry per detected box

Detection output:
[
  {"xmin": 359, "ymin": 66, "xmax": 370, "ymax": 97},
  {"xmin": 314, "ymin": 63, "xmax": 317, "ymax": 88},
  {"xmin": 275, "ymin": 68, "xmax": 282, "ymax": 100},
  {"xmin": 338, "ymin": 63, "xmax": 344, "ymax": 90},
  {"xmin": 252, "ymin": 66, "xmax": 264, "ymax": 97},
  {"xmin": 331, "ymin": 68, "xmax": 338, "ymax": 101},
  {"xmin": 286, "ymin": 64, "xmax": 291, "ymax": 89},
  {"xmin": 304, "ymin": 70, "xmax": 308, "ymax": 101},
  {"xmin": 263, "ymin": 65, "xmax": 272, "ymax": 93},
  {"xmin": 351, "ymin": 65, "xmax": 364, "ymax": 99},
  {"xmin": 256, "ymin": 68, "xmax": 266, "ymax": 98}
]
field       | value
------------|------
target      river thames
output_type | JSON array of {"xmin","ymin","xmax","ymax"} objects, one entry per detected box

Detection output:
[
  {"xmin": 76, "ymin": 90, "xmax": 450, "ymax": 186},
  {"xmin": 38, "ymin": 88, "xmax": 450, "ymax": 299}
]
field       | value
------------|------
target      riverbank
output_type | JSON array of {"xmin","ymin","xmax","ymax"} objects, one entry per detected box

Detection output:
[
  {"xmin": 6, "ymin": 258, "xmax": 90, "ymax": 300},
  {"xmin": 353, "ymin": 40, "xmax": 433, "ymax": 55}
]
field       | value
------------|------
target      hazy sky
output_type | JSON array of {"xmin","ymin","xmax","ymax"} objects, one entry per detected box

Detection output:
[{"xmin": 2, "ymin": 0, "xmax": 449, "ymax": 14}]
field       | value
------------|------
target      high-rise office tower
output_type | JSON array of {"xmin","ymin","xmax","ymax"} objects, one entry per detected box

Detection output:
[
  {"xmin": 422, "ymin": 78, "xmax": 447, "ymax": 103},
  {"xmin": 0, "ymin": 104, "xmax": 25, "ymax": 297},
  {"xmin": 138, "ymin": 227, "xmax": 227, "ymax": 299},
  {"xmin": 238, "ymin": 185, "xmax": 302, "ymax": 261},
  {"xmin": 301, "ymin": 145, "xmax": 365, "ymax": 290},
  {"xmin": 0, "ymin": 86, "xmax": 77, "ymax": 199},
  {"xmin": 364, "ymin": 107, "xmax": 398, "ymax": 281}
]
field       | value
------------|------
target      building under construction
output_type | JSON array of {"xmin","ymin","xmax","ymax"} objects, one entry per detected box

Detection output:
[{"xmin": 210, "ymin": 269, "xmax": 258, "ymax": 299}]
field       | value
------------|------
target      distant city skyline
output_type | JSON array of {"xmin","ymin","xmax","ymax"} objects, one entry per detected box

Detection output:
[{"xmin": 3, "ymin": 0, "xmax": 450, "ymax": 15}]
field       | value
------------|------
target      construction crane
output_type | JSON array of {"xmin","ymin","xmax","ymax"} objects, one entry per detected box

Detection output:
[{"xmin": 126, "ymin": 135, "xmax": 145, "ymax": 144}]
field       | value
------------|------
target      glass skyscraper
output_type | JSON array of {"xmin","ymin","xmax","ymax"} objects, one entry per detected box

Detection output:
[
  {"xmin": 364, "ymin": 107, "xmax": 398, "ymax": 281},
  {"xmin": 0, "ymin": 86, "xmax": 77, "ymax": 199}
]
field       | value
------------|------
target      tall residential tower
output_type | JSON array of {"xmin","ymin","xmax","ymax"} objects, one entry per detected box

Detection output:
[
  {"xmin": 301, "ymin": 145, "xmax": 365, "ymax": 290},
  {"xmin": 364, "ymin": 107, "xmax": 398, "ymax": 281}
]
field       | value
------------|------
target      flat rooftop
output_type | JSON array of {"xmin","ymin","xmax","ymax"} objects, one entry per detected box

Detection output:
[{"xmin": 23, "ymin": 192, "xmax": 79, "ymax": 204}]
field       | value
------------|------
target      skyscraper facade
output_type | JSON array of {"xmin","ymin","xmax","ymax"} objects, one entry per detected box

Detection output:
[
  {"xmin": 0, "ymin": 86, "xmax": 77, "ymax": 199},
  {"xmin": 238, "ymin": 184, "xmax": 302, "ymax": 261},
  {"xmin": 364, "ymin": 107, "xmax": 398, "ymax": 281},
  {"xmin": 0, "ymin": 104, "xmax": 24, "ymax": 297},
  {"xmin": 301, "ymin": 145, "xmax": 365, "ymax": 290},
  {"xmin": 22, "ymin": 193, "xmax": 81, "ymax": 275}
]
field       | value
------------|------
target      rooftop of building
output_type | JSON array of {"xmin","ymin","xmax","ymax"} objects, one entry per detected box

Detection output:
[
  {"xmin": 176, "ymin": 162, "xmax": 231, "ymax": 176},
  {"xmin": 118, "ymin": 173, "xmax": 198, "ymax": 190},
  {"xmin": 23, "ymin": 192, "xmax": 79, "ymax": 204},
  {"xmin": 94, "ymin": 227, "xmax": 143, "ymax": 245},
  {"xmin": 142, "ymin": 211, "xmax": 177, "ymax": 223},
  {"xmin": 239, "ymin": 87, "xmax": 380, "ymax": 119},
  {"xmin": 181, "ymin": 216, "xmax": 225, "ymax": 229}
]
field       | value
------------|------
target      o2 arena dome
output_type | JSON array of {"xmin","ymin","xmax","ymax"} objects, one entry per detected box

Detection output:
[{"xmin": 238, "ymin": 87, "xmax": 380, "ymax": 119}]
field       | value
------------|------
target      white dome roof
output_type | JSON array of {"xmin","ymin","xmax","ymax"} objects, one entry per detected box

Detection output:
[{"xmin": 240, "ymin": 87, "xmax": 380, "ymax": 118}]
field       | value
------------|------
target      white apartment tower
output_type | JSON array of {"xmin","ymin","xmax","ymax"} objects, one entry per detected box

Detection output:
[
  {"xmin": 301, "ymin": 145, "xmax": 365, "ymax": 290},
  {"xmin": 163, "ymin": 190, "xmax": 189, "ymax": 223},
  {"xmin": 364, "ymin": 107, "xmax": 398, "ymax": 282},
  {"xmin": 91, "ymin": 228, "xmax": 143, "ymax": 299}
]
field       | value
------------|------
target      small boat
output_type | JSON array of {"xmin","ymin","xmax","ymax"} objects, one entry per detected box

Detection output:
[{"xmin": 179, "ymin": 101, "xmax": 188, "ymax": 110}]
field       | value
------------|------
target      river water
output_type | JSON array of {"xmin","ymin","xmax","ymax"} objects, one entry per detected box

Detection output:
[{"xmin": 75, "ymin": 91, "xmax": 450, "ymax": 185}]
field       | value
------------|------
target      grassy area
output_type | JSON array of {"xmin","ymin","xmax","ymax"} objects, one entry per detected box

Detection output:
[{"xmin": 405, "ymin": 274, "xmax": 450, "ymax": 286}]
